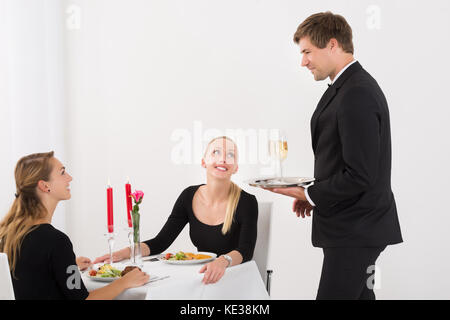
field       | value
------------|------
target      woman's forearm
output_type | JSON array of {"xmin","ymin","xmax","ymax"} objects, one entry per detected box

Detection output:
[
  {"xmin": 141, "ymin": 242, "xmax": 150, "ymax": 257},
  {"xmin": 225, "ymin": 250, "xmax": 243, "ymax": 267},
  {"xmin": 86, "ymin": 278, "xmax": 128, "ymax": 300}
]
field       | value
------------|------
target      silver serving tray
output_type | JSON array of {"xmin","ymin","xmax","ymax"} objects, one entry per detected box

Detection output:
[{"xmin": 246, "ymin": 177, "xmax": 315, "ymax": 188}]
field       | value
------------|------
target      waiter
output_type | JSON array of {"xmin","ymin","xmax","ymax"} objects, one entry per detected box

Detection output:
[{"xmin": 265, "ymin": 11, "xmax": 403, "ymax": 300}]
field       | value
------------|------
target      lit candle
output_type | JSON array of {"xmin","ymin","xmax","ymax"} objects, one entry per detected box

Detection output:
[
  {"xmin": 107, "ymin": 179, "xmax": 114, "ymax": 233},
  {"xmin": 125, "ymin": 177, "xmax": 132, "ymax": 228}
]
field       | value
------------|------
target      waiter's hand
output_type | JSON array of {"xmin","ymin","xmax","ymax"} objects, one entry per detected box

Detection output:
[
  {"xmin": 292, "ymin": 199, "xmax": 313, "ymax": 218},
  {"xmin": 263, "ymin": 186, "xmax": 313, "ymax": 218},
  {"xmin": 263, "ymin": 186, "xmax": 307, "ymax": 201}
]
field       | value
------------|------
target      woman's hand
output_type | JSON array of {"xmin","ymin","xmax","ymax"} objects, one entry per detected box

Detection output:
[
  {"xmin": 199, "ymin": 256, "xmax": 229, "ymax": 284},
  {"xmin": 76, "ymin": 256, "xmax": 92, "ymax": 271},
  {"xmin": 86, "ymin": 267, "xmax": 149, "ymax": 300},
  {"xmin": 119, "ymin": 268, "xmax": 150, "ymax": 289},
  {"xmin": 93, "ymin": 247, "xmax": 130, "ymax": 264}
]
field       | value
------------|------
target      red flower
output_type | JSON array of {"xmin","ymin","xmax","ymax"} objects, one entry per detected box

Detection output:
[{"xmin": 131, "ymin": 190, "xmax": 144, "ymax": 203}]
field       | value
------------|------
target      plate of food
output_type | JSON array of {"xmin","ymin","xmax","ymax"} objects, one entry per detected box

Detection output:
[
  {"xmin": 159, "ymin": 251, "xmax": 216, "ymax": 265},
  {"xmin": 86, "ymin": 264, "xmax": 142, "ymax": 282},
  {"xmin": 246, "ymin": 177, "xmax": 315, "ymax": 188}
]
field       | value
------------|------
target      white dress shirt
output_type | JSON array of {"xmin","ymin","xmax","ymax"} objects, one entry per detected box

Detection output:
[
  {"xmin": 330, "ymin": 59, "xmax": 357, "ymax": 85},
  {"xmin": 304, "ymin": 59, "xmax": 357, "ymax": 207}
]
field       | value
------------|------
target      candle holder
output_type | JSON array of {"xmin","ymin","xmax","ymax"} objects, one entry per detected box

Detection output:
[{"xmin": 104, "ymin": 232, "xmax": 117, "ymax": 265}]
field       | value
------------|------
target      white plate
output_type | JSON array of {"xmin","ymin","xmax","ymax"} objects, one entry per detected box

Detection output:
[
  {"xmin": 85, "ymin": 264, "xmax": 127, "ymax": 282},
  {"xmin": 87, "ymin": 274, "xmax": 121, "ymax": 282},
  {"xmin": 246, "ymin": 177, "xmax": 315, "ymax": 188},
  {"xmin": 87, "ymin": 273, "xmax": 163, "ymax": 284},
  {"xmin": 159, "ymin": 252, "xmax": 217, "ymax": 265}
]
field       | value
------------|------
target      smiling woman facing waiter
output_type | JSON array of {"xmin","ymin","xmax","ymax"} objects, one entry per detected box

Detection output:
[
  {"xmin": 95, "ymin": 136, "xmax": 259, "ymax": 284},
  {"xmin": 0, "ymin": 152, "xmax": 149, "ymax": 300}
]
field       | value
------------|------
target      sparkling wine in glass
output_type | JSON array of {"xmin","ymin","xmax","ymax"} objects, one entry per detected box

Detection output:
[
  {"xmin": 278, "ymin": 133, "xmax": 288, "ymax": 179},
  {"xmin": 268, "ymin": 130, "xmax": 288, "ymax": 180}
]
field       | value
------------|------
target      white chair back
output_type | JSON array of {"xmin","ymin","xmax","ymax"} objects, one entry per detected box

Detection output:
[
  {"xmin": 0, "ymin": 253, "xmax": 15, "ymax": 300},
  {"xmin": 252, "ymin": 202, "xmax": 273, "ymax": 286}
]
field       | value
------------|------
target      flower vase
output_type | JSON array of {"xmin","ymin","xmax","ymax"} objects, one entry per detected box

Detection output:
[{"xmin": 131, "ymin": 211, "xmax": 142, "ymax": 267}]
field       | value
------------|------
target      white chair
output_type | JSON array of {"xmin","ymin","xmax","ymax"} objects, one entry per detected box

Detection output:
[
  {"xmin": 252, "ymin": 202, "xmax": 273, "ymax": 295},
  {"xmin": 0, "ymin": 253, "xmax": 15, "ymax": 300}
]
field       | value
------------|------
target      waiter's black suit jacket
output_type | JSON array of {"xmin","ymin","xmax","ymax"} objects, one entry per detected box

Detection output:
[{"xmin": 307, "ymin": 61, "xmax": 403, "ymax": 248}]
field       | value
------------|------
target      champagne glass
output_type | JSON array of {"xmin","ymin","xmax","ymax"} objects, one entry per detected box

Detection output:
[
  {"xmin": 268, "ymin": 129, "xmax": 288, "ymax": 181},
  {"xmin": 279, "ymin": 131, "xmax": 288, "ymax": 179}
]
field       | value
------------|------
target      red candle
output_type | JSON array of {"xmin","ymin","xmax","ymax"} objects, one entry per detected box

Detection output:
[
  {"xmin": 125, "ymin": 178, "xmax": 132, "ymax": 228},
  {"xmin": 107, "ymin": 181, "xmax": 114, "ymax": 233}
]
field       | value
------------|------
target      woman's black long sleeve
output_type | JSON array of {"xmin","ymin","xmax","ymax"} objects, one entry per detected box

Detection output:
[{"xmin": 143, "ymin": 185, "xmax": 258, "ymax": 261}]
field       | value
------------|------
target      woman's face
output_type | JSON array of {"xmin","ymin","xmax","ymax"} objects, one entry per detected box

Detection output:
[
  {"xmin": 44, "ymin": 158, "xmax": 73, "ymax": 201},
  {"xmin": 202, "ymin": 138, "xmax": 238, "ymax": 180}
]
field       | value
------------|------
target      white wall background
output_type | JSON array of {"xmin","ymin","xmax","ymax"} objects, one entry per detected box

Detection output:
[
  {"xmin": 0, "ymin": 0, "xmax": 66, "ymax": 230},
  {"xmin": 1, "ymin": 0, "xmax": 450, "ymax": 299}
]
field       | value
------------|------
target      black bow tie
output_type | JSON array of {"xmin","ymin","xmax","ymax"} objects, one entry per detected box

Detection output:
[{"xmin": 328, "ymin": 83, "xmax": 332, "ymax": 88}]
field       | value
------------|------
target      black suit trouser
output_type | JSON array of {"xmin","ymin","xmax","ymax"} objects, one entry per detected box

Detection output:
[{"xmin": 316, "ymin": 246, "xmax": 386, "ymax": 300}]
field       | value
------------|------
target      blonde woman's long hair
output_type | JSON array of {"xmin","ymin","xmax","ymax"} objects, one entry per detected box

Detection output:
[
  {"xmin": 0, "ymin": 151, "xmax": 55, "ymax": 277},
  {"xmin": 204, "ymin": 137, "xmax": 241, "ymax": 235},
  {"xmin": 222, "ymin": 181, "xmax": 241, "ymax": 235}
]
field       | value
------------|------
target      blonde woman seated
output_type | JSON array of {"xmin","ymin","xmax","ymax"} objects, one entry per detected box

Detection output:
[
  {"xmin": 0, "ymin": 152, "xmax": 149, "ymax": 300},
  {"xmin": 95, "ymin": 136, "xmax": 258, "ymax": 284}
]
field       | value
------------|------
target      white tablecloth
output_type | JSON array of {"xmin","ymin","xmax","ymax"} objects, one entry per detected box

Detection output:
[{"xmin": 82, "ymin": 258, "xmax": 269, "ymax": 300}]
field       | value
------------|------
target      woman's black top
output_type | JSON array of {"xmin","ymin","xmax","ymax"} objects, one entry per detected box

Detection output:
[
  {"xmin": 11, "ymin": 224, "xmax": 89, "ymax": 300},
  {"xmin": 144, "ymin": 185, "xmax": 258, "ymax": 262}
]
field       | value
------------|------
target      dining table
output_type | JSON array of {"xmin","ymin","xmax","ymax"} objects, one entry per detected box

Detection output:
[{"xmin": 82, "ymin": 255, "xmax": 270, "ymax": 300}]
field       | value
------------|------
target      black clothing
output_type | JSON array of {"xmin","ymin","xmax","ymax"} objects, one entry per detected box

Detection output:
[
  {"xmin": 12, "ymin": 224, "xmax": 89, "ymax": 300},
  {"xmin": 316, "ymin": 246, "xmax": 386, "ymax": 300},
  {"xmin": 307, "ymin": 62, "xmax": 403, "ymax": 248},
  {"xmin": 144, "ymin": 185, "xmax": 258, "ymax": 262}
]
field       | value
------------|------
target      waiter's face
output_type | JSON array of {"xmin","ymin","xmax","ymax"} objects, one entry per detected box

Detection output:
[{"xmin": 299, "ymin": 37, "xmax": 334, "ymax": 81}]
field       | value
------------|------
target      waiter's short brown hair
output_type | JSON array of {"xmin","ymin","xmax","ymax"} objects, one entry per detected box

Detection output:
[{"xmin": 293, "ymin": 11, "xmax": 354, "ymax": 54}]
